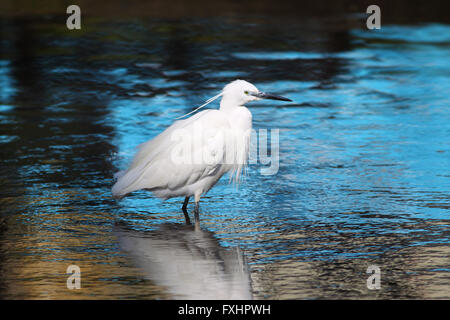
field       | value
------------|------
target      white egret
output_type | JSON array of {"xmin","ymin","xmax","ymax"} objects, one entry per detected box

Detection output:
[{"xmin": 112, "ymin": 79, "xmax": 291, "ymax": 220}]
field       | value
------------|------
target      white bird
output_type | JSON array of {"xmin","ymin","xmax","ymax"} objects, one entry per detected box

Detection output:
[{"xmin": 112, "ymin": 79, "xmax": 291, "ymax": 220}]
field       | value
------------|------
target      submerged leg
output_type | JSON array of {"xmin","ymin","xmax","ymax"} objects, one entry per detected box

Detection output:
[
  {"xmin": 194, "ymin": 202, "xmax": 200, "ymax": 231},
  {"xmin": 182, "ymin": 196, "xmax": 191, "ymax": 225},
  {"xmin": 194, "ymin": 193, "xmax": 201, "ymax": 231},
  {"xmin": 182, "ymin": 196, "xmax": 189, "ymax": 211}
]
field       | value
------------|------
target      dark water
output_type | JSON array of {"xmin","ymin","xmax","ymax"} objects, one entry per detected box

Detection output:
[{"xmin": 0, "ymin": 4, "xmax": 449, "ymax": 299}]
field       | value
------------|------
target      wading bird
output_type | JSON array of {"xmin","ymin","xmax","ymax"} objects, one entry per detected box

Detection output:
[{"xmin": 112, "ymin": 80, "xmax": 291, "ymax": 222}]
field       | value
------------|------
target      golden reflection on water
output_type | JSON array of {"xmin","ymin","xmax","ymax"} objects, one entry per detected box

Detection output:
[
  {"xmin": 1, "ymin": 0, "xmax": 449, "ymax": 300},
  {"xmin": 250, "ymin": 233, "xmax": 450, "ymax": 299}
]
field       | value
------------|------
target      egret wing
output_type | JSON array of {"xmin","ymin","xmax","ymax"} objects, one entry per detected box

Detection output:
[{"xmin": 112, "ymin": 110, "xmax": 232, "ymax": 198}]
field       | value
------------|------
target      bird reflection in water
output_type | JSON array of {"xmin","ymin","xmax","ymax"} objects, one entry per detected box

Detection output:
[{"xmin": 113, "ymin": 221, "xmax": 253, "ymax": 300}]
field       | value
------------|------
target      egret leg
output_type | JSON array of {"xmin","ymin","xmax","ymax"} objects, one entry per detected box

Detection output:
[
  {"xmin": 182, "ymin": 196, "xmax": 191, "ymax": 225},
  {"xmin": 182, "ymin": 196, "xmax": 189, "ymax": 211}
]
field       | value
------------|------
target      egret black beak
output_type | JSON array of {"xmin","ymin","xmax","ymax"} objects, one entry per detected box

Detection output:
[{"xmin": 251, "ymin": 91, "xmax": 292, "ymax": 102}]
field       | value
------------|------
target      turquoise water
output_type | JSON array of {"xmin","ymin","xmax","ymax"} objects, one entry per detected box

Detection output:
[{"xmin": 0, "ymin": 15, "xmax": 449, "ymax": 299}]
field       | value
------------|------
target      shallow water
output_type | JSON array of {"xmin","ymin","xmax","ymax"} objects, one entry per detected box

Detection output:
[{"xmin": 0, "ymin": 7, "xmax": 449, "ymax": 299}]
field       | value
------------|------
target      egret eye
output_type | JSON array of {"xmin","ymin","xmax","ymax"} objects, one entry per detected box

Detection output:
[{"xmin": 244, "ymin": 91, "xmax": 249, "ymax": 95}]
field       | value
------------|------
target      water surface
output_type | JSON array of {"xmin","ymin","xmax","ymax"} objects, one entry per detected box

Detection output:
[{"xmin": 0, "ymin": 6, "xmax": 449, "ymax": 299}]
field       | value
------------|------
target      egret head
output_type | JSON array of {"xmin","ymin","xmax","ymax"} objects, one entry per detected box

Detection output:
[
  {"xmin": 176, "ymin": 79, "xmax": 292, "ymax": 119},
  {"xmin": 222, "ymin": 79, "xmax": 292, "ymax": 106}
]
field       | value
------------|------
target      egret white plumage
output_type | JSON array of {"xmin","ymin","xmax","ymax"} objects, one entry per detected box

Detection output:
[{"xmin": 112, "ymin": 80, "xmax": 291, "ymax": 221}]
